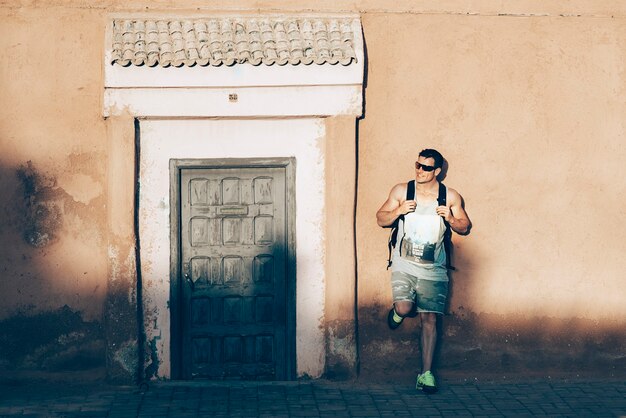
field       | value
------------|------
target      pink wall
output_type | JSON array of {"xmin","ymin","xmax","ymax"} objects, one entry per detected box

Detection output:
[
  {"xmin": 0, "ymin": 2, "xmax": 625, "ymax": 380},
  {"xmin": 356, "ymin": 11, "xmax": 626, "ymax": 379}
]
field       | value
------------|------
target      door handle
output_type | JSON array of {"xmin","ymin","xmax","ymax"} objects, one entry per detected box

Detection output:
[
  {"xmin": 184, "ymin": 273, "xmax": 194, "ymax": 290},
  {"xmin": 182, "ymin": 262, "xmax": 194, "ymax": 290}
]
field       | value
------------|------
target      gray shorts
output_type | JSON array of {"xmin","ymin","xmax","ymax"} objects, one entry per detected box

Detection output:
[{"xmin": 391, "ymin": 271, "xmax": 448, "ymax": 314}]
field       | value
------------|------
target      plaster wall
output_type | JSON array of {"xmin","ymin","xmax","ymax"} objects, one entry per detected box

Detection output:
[
  {"xmin": 139, "ymin": 118, "xmax": 327, "ymax": 379},
  {"xmin": 357, "ymin": 12, "xmax": 626, "ymax": 377},
  {"xmin": 1, "ymin": 1, "xmax": 625, "ymax": 380},
  {"xmin": 0, "ymin": 7, "xmax": 107, "ymax": 320},
  {"xmin": 4, "ymin": 0, "xmax": 626, "ymax": 17},
  {"xmin": 323, "ymin": 117, "xmax": 358, "ymax": 379},
  {"xmin": 0, "ymin": 7, "xmax": 109, "ymax": 374}
]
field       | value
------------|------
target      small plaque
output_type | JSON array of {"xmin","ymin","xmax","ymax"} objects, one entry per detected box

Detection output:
[{"xmin": 218, "ymin": 205, "xmax": 248, "ymax": 216}]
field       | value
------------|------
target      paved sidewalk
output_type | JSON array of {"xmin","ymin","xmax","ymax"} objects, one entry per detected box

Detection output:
[{"xmin": 0, "ymin": 378, "xmax": 624, "ymax": 417}]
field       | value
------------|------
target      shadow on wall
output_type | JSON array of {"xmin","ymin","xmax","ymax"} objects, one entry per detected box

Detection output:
[
  {"xmin": 0, "ymin": 305, "xmax": 104, "ymax": 374},
  {"xmin": 360, "ymin": 156, "xmax": 623, "ymax": 383},
  {"xmin": 13, "ymin": 161, "xmax": 63, "ymax": 247},
  {"xmin": 358, "ymin": 239, "xmax": 626, "ymax": 382},
  {"xmin": 0, "ymin": 161, "xmax": 107, "ymax": 380}
]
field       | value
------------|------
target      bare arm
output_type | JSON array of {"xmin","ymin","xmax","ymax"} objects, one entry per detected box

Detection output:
[
  {"xmin": 376, "ymin": 183, "xmax": 416, "ymax": 227},
  {"xmin": 435, "ymin": 187, "xmax": 471, "ymax": 234}
]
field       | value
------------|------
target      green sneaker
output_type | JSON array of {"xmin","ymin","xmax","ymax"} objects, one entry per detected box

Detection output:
[
  {"xmin": 416, "ymin": 371, "xmax": 438, "ymax": 394},
  {"xmin": 387, "ymin": 308, "xmax": 404, "ymax": 330}
]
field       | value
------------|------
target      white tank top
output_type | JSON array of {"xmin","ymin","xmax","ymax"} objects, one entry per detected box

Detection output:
[{"xmin": 391, "ymin": 196, "xmax": 449, "ymax": 281}]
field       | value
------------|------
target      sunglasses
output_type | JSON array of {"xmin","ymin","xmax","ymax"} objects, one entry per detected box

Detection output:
[{"xmin": 415, "ymin": 162, "xmax": 437, "ymax": 172}]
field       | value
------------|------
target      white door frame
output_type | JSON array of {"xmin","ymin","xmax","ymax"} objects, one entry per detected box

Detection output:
[{"xmin": 138, "ymin": 118, "xmax": 327, "ymax": 378}]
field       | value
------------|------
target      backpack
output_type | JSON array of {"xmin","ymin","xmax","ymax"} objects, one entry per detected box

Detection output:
[{"xmin": 386, "ymin": 180, "xmax": 453, "ymax": 270}]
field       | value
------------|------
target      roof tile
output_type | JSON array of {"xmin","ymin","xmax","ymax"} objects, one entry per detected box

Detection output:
[{"xmin": 111, "ymin": 17, "xmax": 358, "ymax": 67}]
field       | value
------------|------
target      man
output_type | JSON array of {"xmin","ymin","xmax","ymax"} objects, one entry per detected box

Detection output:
[{"xmin": 376, "ymin": 148, "xmax": 470, "ymax": 394}]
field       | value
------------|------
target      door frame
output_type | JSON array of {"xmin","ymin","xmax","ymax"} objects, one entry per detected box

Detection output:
[{"xmin": 169, "ymin": 157, "xmax": 297, "ymax": 380}]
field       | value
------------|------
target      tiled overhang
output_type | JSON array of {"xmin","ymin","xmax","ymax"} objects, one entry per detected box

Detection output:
[
  {"xmin": 103, "ymin": 14, "xmax": 364, "ymax": 118},
  {"xmin": 111, "ymin": 17, "xmax": 358, "ymax": 67}
]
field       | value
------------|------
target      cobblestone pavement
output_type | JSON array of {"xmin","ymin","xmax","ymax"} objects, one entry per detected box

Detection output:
[{"xmin": 0, "ymin": 379, "xmax": 624, "ymax": 417}]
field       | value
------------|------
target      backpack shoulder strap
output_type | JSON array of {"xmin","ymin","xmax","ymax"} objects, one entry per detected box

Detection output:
[
  {"xmin": 387, "ymin": 180, "xmax": 415, "ymax": 269},
  {"xmin": 437, "ymin": 182, "xmax": 447, "ymax": 207},
  {"xmin": 437, "ymin": 182, "xmax": 455, "ymax": 270},
  {"xmin": 438, "ymin": 182, "xmax": 449, "ymax": 230},
  {"xmin": 398, "ymin": 180, "xmax": 415, "ymax": 223},
  {"xmin": 407, "ymin": 180, "xmax": 416, "ymax": 201}
]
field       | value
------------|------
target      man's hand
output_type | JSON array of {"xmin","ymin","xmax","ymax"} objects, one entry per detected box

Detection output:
[
  {"xmin": 398, "ymin": 200, "xmax": 417, "ymax": 215},
  {"xmin": 436, "ymin": 205, "xmax": 453, "ymax": 223},
  {"xmin": 376, "ymin": 183, "xmax": 412, "ymax": 227},
  {"xmin": 437, "ymin": 188, "xmax": 471, "ymax": 234}
]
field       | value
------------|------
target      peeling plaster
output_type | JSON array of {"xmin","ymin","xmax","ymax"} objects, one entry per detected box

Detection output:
[
  {"xmin": 325, "ymin": 320, "xmax": 358, "ymax": 379},
  {"xmin": 144, "ymin": 337, "xmax": 161, "ymax": 380},
  {"xmin": 12, "ymin": 157, "xmax": 106, "ymax": 251},
  {"xmin": 57, "ymin": 173, "xmax": 103, "ymax": 205},
  {"xmin": 328, "ymin": 325, "xmax": 357, "ymax": 365},
  {"xmin": 15, "ymin": 161, "xmax": 63, "ymax": 248},
  {"xmin": 105, "ymin": 243, "xmax": 139, "ymax": 381},
  {"xmin": 112, "ymin": 339, "xmax": 138, "ymax": 374}
]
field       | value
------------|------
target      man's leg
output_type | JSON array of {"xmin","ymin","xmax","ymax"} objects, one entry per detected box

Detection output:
[
  {"xmin": 419, "ymin": 312, "xmax": 437, "ymax": 372},
  {"xmin": 415, "ymin": 279, "xmax": 446, "ymax": 393},
  {"xmin": 387, "ymin": 300, "xmax": 414, "ymax": 329},
  {"xmin": 388, "ymin": 271, "xmax": 417, "ymax": 329},
  {"xmin": 416, "ymin": 312, "xmax": 439, "ymax": 393},
  {"xmin": 394, "ymin": 301, "xmax": 414, "ymax": 317}
]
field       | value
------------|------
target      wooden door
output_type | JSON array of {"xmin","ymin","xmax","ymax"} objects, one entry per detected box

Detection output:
[{"xmin": 179, "ymin": 165, "xmax": 288, "ymax": 380}]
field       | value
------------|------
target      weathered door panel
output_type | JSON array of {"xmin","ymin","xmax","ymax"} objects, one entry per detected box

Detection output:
[{"xmin": 179, "ymin": 166, "xmax": 287, "ymax": 380}]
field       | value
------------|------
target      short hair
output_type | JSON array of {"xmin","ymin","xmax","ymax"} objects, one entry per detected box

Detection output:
[{"xmin": 418, "ymin": 149, "xmax": 444, "ymax": 169}]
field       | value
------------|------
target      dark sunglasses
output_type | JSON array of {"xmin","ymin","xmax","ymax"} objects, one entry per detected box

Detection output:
[{"xmin": 415, "ymin": 162, "xmax": 437, "ymax": 172}]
